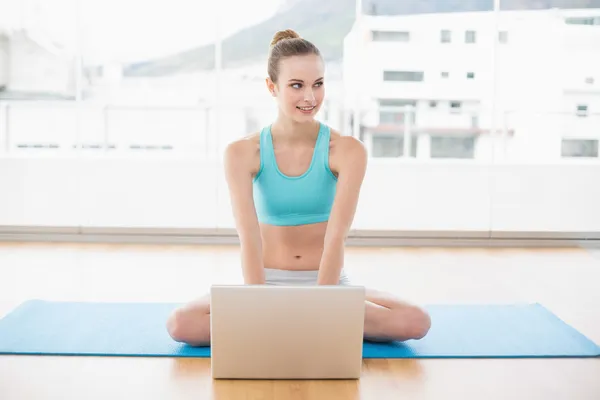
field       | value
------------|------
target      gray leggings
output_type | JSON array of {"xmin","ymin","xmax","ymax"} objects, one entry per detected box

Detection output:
[{"xmin": 264, "ymin": 268, "xmax": 351, "ymax": 286}]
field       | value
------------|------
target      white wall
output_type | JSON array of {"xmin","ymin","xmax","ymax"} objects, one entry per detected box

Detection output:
[
  {"xmin": 490, "ymin": 164, "xmax": 600, "ymax": 234},
  {"xmin": 0, "ymin": 157, "xmax": 598, "ymax": 237}
]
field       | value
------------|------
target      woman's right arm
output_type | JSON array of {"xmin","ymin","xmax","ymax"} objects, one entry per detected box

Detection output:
[{"xmin": 224, "ymin": 139, "xmax": 265, "ymax": 285}]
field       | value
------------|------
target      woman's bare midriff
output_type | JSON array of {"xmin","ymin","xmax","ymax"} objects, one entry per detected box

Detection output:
[{"xmin": 259, "ymin": 221, "xmax": 328, "ymax": 271}]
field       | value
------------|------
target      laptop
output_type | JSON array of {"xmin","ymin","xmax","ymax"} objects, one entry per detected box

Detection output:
[{"xmin": 210, "ymin": 284, "xmax": 366, "ymax": 379}]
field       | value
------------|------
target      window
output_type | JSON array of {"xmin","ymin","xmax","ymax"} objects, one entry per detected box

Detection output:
[
  {"xmin": 371, "ymin": 135, "xmax": 418, "ymax": 158},
  {"xmin": 498, "ymin": 31, "xmax": 508, "ymax": 43},
  {"xmin": 565, "ymin": 17, "xmax": 600, "ymax": 26},
  {"xmin": 465, "ymin": 31, "xmax": 476, "ymax": 43},
  {"xmin": 576, "ymin": 105, "xmax": 588, "ymax": 117},
  {"xmin": 4, "ymin": 0, "xmax": 599, "ymax": 247},
  {"xmin": 372, "ymin": 31, "xmax": 410, "ymax": 42},
  {"xmin": 379, "ymin": 99, "xmax": 417, "ymax": 107},
  {"xmin": 430, "ymin": 136, "xmax": 476, "ymax": 159},
  {"xmin": 383, "ymin": 71, "xmax": 424, "ymax": 82},
  {"xmin": 379, "ymin": 111, "xmax": 405, "ymax": 124},
  {"xmin": 441, "ymin": 30, "xmax": 451, "ymax": 43},
  {"xmin": 561, "ymin": 139, "xmax": 599, "ymax": 158},
  {"xmin": 378, "ymin": 99, "xmax": 416, "ymax": 125}
]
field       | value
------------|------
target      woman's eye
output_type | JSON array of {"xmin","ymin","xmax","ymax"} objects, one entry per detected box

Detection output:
[{"xmin": 291, "ymin": 82, "xmax": 322, "ymax": 89}]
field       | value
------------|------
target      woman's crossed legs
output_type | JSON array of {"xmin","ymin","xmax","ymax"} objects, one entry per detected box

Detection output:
[{"xmin": 166, "ymin": 288, "xmax": 431, "ymax": 346}]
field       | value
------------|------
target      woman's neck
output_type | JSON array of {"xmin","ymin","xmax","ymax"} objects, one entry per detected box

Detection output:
[{"xmin": 271, "ymin": 116, "xmax": 319, "ymax": 143}]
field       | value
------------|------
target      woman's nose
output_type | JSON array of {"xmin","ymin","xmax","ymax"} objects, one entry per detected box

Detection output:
[{"xmin": 304, "ymin": 89, "xmax": 315, "ymax": 102}]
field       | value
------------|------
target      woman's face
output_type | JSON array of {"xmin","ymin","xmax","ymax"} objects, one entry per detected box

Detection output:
[{"xmin": 267, "ymin": 54, "xmax": 325, "ymax": 123}]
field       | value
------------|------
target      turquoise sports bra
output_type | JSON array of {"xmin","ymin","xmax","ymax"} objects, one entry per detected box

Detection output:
[{"xmin": 252, "ymin": 122, "xmax": 338, "ymax": 226}]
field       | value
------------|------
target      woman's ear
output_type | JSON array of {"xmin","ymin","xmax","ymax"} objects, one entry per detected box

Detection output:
[{"xmin": 265, "ymin": 77, "xmax": 277, "ymax": 97}]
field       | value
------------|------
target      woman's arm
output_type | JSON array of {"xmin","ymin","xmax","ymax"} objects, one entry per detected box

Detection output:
[
  {"xmin": 224, "ymin": 139, "xmax": 265, "ymax": 285},
  {"xmin": 317, "ymin": 136, "xmax": 368, "ymax": 285}
]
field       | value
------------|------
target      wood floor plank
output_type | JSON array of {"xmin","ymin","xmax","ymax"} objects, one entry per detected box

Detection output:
[{"xmin": 0, "ymin": 242, "xmax": 599, "ymax": 400}]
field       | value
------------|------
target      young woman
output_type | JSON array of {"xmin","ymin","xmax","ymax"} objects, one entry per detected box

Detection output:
[{"xmin": 166, "ymin": 29, "xmax": 431, "ymax": 346}]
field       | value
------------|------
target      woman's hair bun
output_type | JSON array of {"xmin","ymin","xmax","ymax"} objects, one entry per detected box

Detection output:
[{"xmin": 270, "ymin": 29, "xmax": 301, "ymax": 47}]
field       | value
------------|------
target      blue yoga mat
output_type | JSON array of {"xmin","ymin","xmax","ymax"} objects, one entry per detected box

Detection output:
[{"xmin": 0, "ymin": 300, "xmax": 598, "ymax": 358}]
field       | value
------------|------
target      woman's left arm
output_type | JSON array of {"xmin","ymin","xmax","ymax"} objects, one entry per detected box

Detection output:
[{"xmin": 317, "ymin": 136, "xmax": 368, "ymax": 285}]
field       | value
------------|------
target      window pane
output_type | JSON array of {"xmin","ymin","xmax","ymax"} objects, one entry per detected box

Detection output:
[
  {"xmin": 576, "ymin": 105, "xmax": 589, "ymax": 116},
  {"xmin": 378, "ymin": 99, "xmax": 418, "ymax": 125},
  {"xmin": 465, "ymin": 30, "xmax": 476, "ymax": 43},
  {"xmin": 431, "ymin": 136, "xmax": 476, "ymax": 159},
  {"xmin": 494, "ymin": 3, "xmax": 600, "ymax": 163},
  {"xmin": 0, "ymin": 0, "xmax": 77, "ymax": 101},
  {"xmin": 492, "ymin": 1, "xmax": 600, "ymax": 236},
  {"xmin": 372, "ymin": 135, "xmax": 417, "ymax": 158},
  {"xmin": 80, "ymin": 0, "xmax": 219, "ymax": 157},
  {"xmin": 498, "ymin": 30, "xmax": 508, "ymax": 43},
  {"xmin": 565, "ymin": 17, "xmax": 600, "ymax": 26},
  {"xmin": 441, "ymin": 29, "xmax": 452, "ymax": 43},
  {"xmin": 383, "ymin": 71, "xmax": 424, "ymax": 82},
  {"xmin": 561, "ymin": 139, "xmax": 599, "ymax": 158},
  {"xmin": 372, "ymin": 31, "xmax": 410, "ymax": 42},
  {"xmin": 0, "ymin": 0, "xmax": 78, "ymax": 155},
  {"xmin": 379, "ymin": 99, "xmax": 417, "ymax": 107}
]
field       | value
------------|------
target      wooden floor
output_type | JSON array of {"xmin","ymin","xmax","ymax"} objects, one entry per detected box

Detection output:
[{"xmin": 0, "ymin": 242, "xmax": 599, "ymax": 400}]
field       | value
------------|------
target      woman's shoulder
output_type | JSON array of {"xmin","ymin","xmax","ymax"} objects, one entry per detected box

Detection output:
[
  {"xmin": 224, "ymin": 132, "xmax": 261, "ymax": 174},
  {"xmin": 226, "ymin": 132, "xmax": 261, "ymax": 153},
  {"xmin": 327, "ymin": 127, "xmax": 367, "ymax": 176},
  {"xmin": 328, "ymin": 127, "xmax": 367, "ymax": 155}
]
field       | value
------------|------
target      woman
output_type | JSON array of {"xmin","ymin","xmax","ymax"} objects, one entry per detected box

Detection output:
[{"xmin": 166, "ymin": 29, "xmax": 431, "ymax": 346}]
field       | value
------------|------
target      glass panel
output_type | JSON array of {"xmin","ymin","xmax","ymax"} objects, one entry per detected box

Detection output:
[
  {"xmin": 0, "ymin": 0, "xmax": 77, "ymax": 101},
  {"xmin": 561, "ymin": 139, "xmax": 599, "ymax": 158},
  {"xmin": 79, "ymin": 0, "xmax": 218, "ymax": 158},
  {"xmin": 465, "ymin": 30, "xmax": 477, "ymax": 43},
  {"xmin": 441, "ymin": 29, "xmax": 452, "ymax": 43},
  {"xmin": 430, "ymin": 136, "xmax": 476, "ymax": 159},
  {"xmin": 494, "ymin": 2, "xmax": 600, "ymax": 165},
  {"xmin": 214, "ymin": 0, "xmax": 353, "ymax": 147},
  {"xmin": 372, "ymin": 31, "xmax": 410, "ymax": 42},
  {"xmin": 383, "ymin": 70, "xmax": 425, "ymax": 82},
  {"xmin": 0, "ymin": 0, "xmax": 78, "ymax": 156},
  {"xmin": 498, "ymin": 31, "xmax": 509, "ymax": 43},
  {"xmin": 344, "ymin": 1, "xmax": 497, "ymax": 232},
  {"xmin": 3, "ymin": 0, "xmax": 598, "ymax": 237},
  {"xmin": 372, "ymin": 135, "xmax": 418, "ymax": 158},
  {"xmin": 491, "ymin": 1, "xmax": 600, "ymax": 237}
]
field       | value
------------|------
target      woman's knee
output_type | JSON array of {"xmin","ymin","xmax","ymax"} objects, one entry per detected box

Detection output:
[
  {"xmin": 166, "ymin": 308, "xmax": 189, "ymax": 343},
  {"xmin": 377, "ymin": 305, "xmax": 431, "ymax": 341},
  {"xmin": 166, "ymin": 297, "xmax": 211, "ymax": 344},
  {"xmin": 402, "ymin": 306, "xmax": 431, "ymax": 340}
]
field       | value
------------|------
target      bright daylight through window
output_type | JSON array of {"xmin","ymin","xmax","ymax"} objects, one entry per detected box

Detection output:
[{"xmin": 0, "ymin": 0, "xmax": 598, "ymax": 237}]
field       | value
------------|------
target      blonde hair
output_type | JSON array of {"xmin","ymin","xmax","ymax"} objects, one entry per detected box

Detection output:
[
  {"xmin": 268, "ymin": 29, "xmax": 321, "ymax": 83},
  {"xmin": 270, "ymin": 29, "xmax": 301, "ymax": 47}
]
